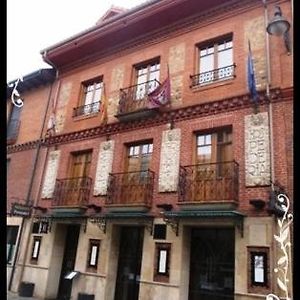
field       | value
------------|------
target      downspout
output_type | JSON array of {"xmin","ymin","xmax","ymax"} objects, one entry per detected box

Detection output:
[
  {"xmin": 262, "ymin": 0, "xmax": 275, "ymax": 191},
  {"xmin": 8, "ymin": 78, "xmax": 55, "ymax": 291}
]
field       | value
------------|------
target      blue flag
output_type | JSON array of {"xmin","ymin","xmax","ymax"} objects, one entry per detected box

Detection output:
[{"xmin": 247, "ymin": 41, "xmax": 258, "ymax": 103}]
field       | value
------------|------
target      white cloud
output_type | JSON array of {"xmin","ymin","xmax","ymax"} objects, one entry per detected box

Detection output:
[{"xmin": 7, "ymin": 0, "xmax": 147, "ymax": 81}]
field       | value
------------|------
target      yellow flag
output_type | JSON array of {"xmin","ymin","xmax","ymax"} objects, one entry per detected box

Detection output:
[{"xmin": 99, "ymin": 83, "xmax": 108, "ymax": 125}]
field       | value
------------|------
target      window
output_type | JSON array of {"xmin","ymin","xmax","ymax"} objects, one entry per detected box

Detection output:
[
  {"xmin": 7, "ymin": 226, "xmax": 19, "ymax": 264},
  {"xmin": 196, "ymin": 127, "xmax": 232, "ymax": 165},
  {"xmin": 31, "ymin": 236, "xmax": 42, "ymax": 262},
  {"xmin": 193, "ymin": 35, "xmax": 234, "ymax": 86},
  {"xmin": 32, "ymin": 222, "xmax": 49, "ymax": 234},
  {"xmin": 154, "ymin": 243, "xmax": 171, "ymax": 282},
  {"xmin": 127, "ymin": 142, "xmax": 153, "ymax": 173},
  {"xmin": 74, "ymin": 78, "xmax": 103, "ymax": 116},
  {"xmin": 248, "ymin": 247, "xmax": 270, "ymax": 293},
  {"xmin": 195, "ymin": 127, "xmax": 233, "ymax": 182},
  {"xmin": 87, "ymin": 239, "xmax": 100, "ymax": 271},
  {"xmin": 134, "ymin": 60, "xmax": 160, "ymax": 100}
]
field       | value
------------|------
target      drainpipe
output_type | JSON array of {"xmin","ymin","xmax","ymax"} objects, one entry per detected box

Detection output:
[
  {"xmin": 262, "ymin": 0, "xmax": 275, "ymax": 192},
  {"xmin": 8, "ymin": 78, "xmax": 55, "ymax": 291}
]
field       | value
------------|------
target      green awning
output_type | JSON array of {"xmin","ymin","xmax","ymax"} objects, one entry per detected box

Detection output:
[{"xmin": 164, "ymin": 210, "xmax": 245, "ymax": 219}]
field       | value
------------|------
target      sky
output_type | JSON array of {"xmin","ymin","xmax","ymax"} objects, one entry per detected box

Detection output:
[{"xmin": 7, "ymin": 0, "xmax": 148, "ymax": 82}]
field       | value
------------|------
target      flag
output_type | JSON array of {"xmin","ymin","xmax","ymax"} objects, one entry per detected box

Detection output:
[
  {"xmin": 147, "ymin": 69, "xmax": 171, "ymax": 109},
  {"xmin": 247, "ymin": 40, "xmax": 258, "ymax": 103},
  {"xmin": 99, "ymin": 83, "xmax": 108, "ymax": 124}
]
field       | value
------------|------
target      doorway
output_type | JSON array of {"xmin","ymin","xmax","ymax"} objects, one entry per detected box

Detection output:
[
  {"xmin": 114, "ymin": 226, "xmax": 144, "ymax": 300},
  {"xmin": 56, "ymin": 224, "xmax": 80, "ymax": 300},
  {"xmin": 188, "ymin": 228, "xmax": 235, "ymax": 300}
]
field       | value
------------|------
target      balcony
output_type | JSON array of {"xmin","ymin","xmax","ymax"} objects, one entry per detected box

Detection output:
[
  {"xmin": 73, "ymin": 101, "xmax": 101, "ymax": 117},
  {"xmin": 52, "ymin": 177, "xmax": 92, "ymax": 215},
  {"xmin": 7, "ymin": 119, "xmax": 20, "ymax": 144},
  {"xmin": 178, "ymin": 161, "xmax": 239, "ymax": 210},
  {"xmin": 106, "ymin": 170, "xmax": 155, "ymax": 212},
  {"xmin": 116, "ymin": 79, "xmax": 160, "ymax": 122},
  {"xmin": 190, "ymin": 64, "xmax": 236, "ymax": 88}
]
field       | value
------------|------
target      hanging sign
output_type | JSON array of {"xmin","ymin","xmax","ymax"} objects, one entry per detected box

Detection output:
[{"xmin": 11, "ymin": 202, "xmax": 32, "ymax": 217}]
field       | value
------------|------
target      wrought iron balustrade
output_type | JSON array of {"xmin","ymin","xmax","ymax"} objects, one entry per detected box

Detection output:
[
  {"xmin": 106, "ymin": 170, "xmax": 155, "ymax": 207},
  {"xmin": 178, "ymin": 161, "xmax": 239, "ymax": 203},
  {"xmin": 118, "ymin": 79, "xmax": 160, "ymax": 115},
  {"xmin": 73, "ymin": 101, "xmax": 101, "ymax": 117},
  {"xmin": 53, "ymin": 177, "xmax": 92, "ymax": 207},
  {"xmin": 7, "ymin": 119, "xmax": 20, "ymax": 143},
  {"xmin": 190, "ymin": 64, "xmax": 236, "ymax": 87}
]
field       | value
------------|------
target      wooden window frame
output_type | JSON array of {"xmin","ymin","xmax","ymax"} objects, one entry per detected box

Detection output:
[
  {"xmin": 247, "ymin": 247, "xmax": 270, "ymax": 293},
  {"xmin": 76, "ymin": 77, "xmax": 103, "ymax": 117},
  {"xmin": 125, "ymin": 141, "xmax": 153, "ymax": 173},
  {"xmin": 133, "ymin": 58, "xmax": 161, "ymax": 84},
  {"xmin": 197, "ymin": 34, "xmax": 233, "ymax": 71},
  {"xmin": 86, "ymin": 239, "xmax": 100, "ymax": 272},
  {"xmin": 153, "ymin": 243, "xmax": 171, "ymax": 283},
  {"xmin": 194, "ymin": 126, "xmax": 232, "ymax": 165}
]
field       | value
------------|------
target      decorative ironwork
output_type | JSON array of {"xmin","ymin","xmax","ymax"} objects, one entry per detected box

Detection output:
[
  {"xmin": 106, "ymin": 170, "xmax": 154, "ymax": 207},
  {"xmin": 162, "ymin": 213, "xmax": 179, "ymax": 236},
  {"xmin": 178, "ymin": 161, "xmax": 239, "ymax": 203},
  {"xmin": 118, "ymin": 79, "xmax": 160, "ymax": 115},
  {"xmin": 190, "ymin": 64, "xmax": 236, "ymax": 88},
  {"xmin": 10, "ymin": 77, "xmax": 24, "ymax": 107},
  {"xmin": 73, "ymin": 101, "xmax": 101, "ymax": 117},
  {"xmin": 266, "ymin": 193, "xmax": 293, "ymax": 300},
  {"xmin": 53, "ymin": 176, "xmax": 92, "ymax": 207},
  {"xmin": 89, "ymin": 216, "xmax": 107, "ymax": 234}
]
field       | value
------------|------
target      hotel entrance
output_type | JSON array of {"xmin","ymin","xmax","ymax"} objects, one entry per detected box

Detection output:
[{"xmin": 188, "ymin": 228, "xmax": 235, "ymax": 300}]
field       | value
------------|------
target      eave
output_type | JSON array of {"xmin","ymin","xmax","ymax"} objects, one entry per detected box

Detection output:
[
  {"xmin": 41, "ymin": 0, "xmax": 252, "ymax": 69},
  {"xmin": 7, "ymin": 68, "xmax": 56, "ymax": 95}
]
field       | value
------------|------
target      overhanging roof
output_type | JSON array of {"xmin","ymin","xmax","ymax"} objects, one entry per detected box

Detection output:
[
  {"xmin": 7, "ymin": 68, "xmax": 56, "ymax": 96},
  {"xmin": 41, "ymin": 0, "xmax": 246, "ymax": 69}
]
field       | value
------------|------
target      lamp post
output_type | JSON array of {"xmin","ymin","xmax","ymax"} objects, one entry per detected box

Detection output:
[{"xmin": 265, "ymin": 4, "xmax": 292, "ymax": 300}]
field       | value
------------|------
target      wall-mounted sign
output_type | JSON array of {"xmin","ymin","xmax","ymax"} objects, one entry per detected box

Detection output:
[
  {"xmin": 64, "ymin": 271, "xmax": 80, "ymax": 280},
  {"xmin": 11, "ymin": 203, "xmax": 32, "ymax": 217}
]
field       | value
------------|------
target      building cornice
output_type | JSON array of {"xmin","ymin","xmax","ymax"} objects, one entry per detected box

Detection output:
[
  {"xmin": 7, "ymin": 87, "xmax": 292, "ymax": 154},
  {"xmin": 43, "ymin": 0, "xmax": 265, "ymax": 71}
]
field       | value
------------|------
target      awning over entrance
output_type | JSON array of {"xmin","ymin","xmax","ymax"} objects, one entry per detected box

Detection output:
[{"xmin": 162, "ymin": 210, "xmax": 245, "ymax": 237}]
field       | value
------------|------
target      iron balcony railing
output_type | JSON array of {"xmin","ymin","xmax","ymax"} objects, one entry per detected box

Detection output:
[
  {"xmin": 106, "ymin": 170, "xmax": 155, "ymax": 207},
  {"xmin": 7, "ymin": 119, "xmax": 20, "ymax": 143},
  {"xmin": 178, "ymin": 161, "xmax": 239, "ymax": 203},
  {"xmin": 73, "ymin": 101, "xmax": 101, "ymax": 117},
  {"xmin": 190, "ymin": 64, "xmax": 236, "ymax": 88},
  {"xmin": 53, "ymin": 177, "xmax": 92, "ymax": 207},
  {"xmin": 118, "ymin": 79, "xmax": 160, "ymax": 115}
]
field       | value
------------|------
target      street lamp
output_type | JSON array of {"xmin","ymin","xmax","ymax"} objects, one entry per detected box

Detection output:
[
  {"xmin": 266, "ymin": 5, "xmax": 291, "ymax": 53},
  {"xmin": 266, "ymin": 6, "xmax": 290, "ymax": 36}
]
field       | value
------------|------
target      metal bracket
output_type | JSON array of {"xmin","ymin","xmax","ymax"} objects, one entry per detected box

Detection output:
[
  {"xmin": 143, "ymin": 218, "xmax": 154, "ymax": 236},
  {"xmin": 33, "ymin": 216, "xmax": 52, "ymax": 233},
  {"xmin": 89, "ymin": 217, "xmax": 107, "ymax": 234},
  {"xmin": 163, "ymin": 214, "xmax": 179, "ymax": 236},
  {"xmin": 235, "ymin": 217, "xmax": 244, "ymax": 238},
  {"xmin": 82, "ymin": 218, "xmax": 88, "ymax": 233}
]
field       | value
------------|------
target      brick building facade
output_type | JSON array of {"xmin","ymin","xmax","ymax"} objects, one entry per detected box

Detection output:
[{"xmin": 7, "ymin": 0, "xmax": 293, "ymax": 299}]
